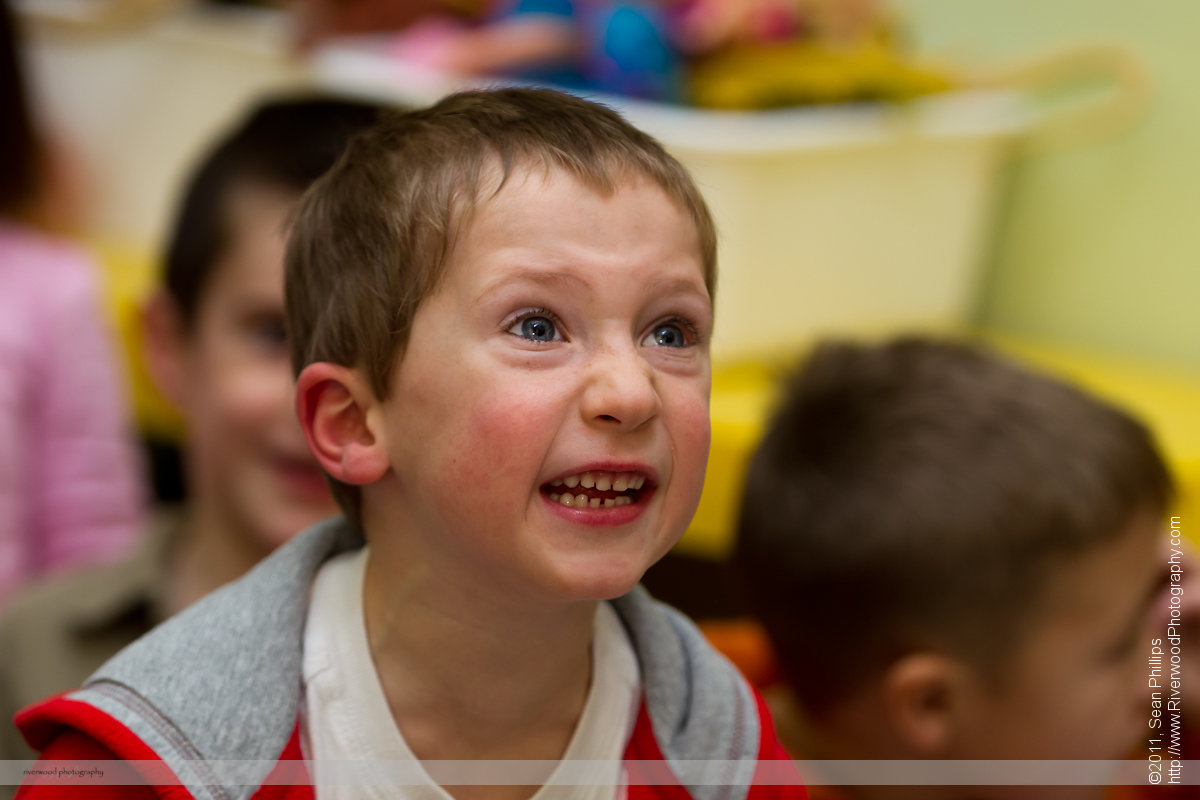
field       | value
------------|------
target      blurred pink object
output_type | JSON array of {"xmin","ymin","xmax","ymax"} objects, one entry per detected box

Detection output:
[
  {"xmin": 0, "ymin": 223, "xmax": 143, "ymax": 605},
  {"xmin": 386, "ymin": 16, "xmax": 472, "ymax": 68}
]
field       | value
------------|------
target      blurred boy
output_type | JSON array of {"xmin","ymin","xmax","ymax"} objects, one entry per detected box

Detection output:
[
  {"xmin": 15, "ymin": 88, "xmax": 803, "ymax": 799},
  {"xmin": 737, "ymin": 336, "xmax": 1174, "ymax": 800},
  {"xmin": 0, "ymin": 96, "xmax": 381, "ymax": 767}
]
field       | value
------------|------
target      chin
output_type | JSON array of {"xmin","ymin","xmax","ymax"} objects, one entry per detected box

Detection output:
[{"xmin": 544, "ymin": 555, "xmax": 651, "ymax": 602}]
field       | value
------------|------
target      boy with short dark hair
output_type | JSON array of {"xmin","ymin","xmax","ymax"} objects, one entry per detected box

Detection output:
[
  {"xmin": 16, "ymin": 88, "xmax": 804, "ymax": 800},
  {"xmin": 737, "ymin": 336, "xmax": 1174, "ymax": 800},
  {"xmin": 0, "ymin": 93, "xmax": 380, "ymax": 771}
]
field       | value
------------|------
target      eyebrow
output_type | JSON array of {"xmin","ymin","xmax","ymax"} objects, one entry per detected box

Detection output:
[
  {"xmin": 646, "ymin": 275, "xmax": 712, "ymax": 302},
  {"xmin": 473, "ymin": 268, "xmax": 588, "ymax": 307},
  {"xmin": 472, "ymin": 268, "xmax": 710, "ymax": 308}
]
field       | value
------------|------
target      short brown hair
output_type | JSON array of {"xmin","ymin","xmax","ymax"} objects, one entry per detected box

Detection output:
[
  {"xmin": 736, "ymin": 336, "xmax": 1173, "ymax": 718},
  {"xmin": 165, "ymin": 95, "xmax": 384, "ymax": 328},
  {"xmin": 286, "ymin": 87, "xmax": 717, "ymax": 527}
]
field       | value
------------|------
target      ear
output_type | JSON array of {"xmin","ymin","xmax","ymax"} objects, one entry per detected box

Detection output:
[
  {"xmin": 295, "ymin": 362, "xmax": 390, "ymax": 485},
  {"xmin": 880, "ymin": 652, "xmax": 964, "ymax": 757},
  {"xmin": 140, "ymin": 289, "xmax": 188, "ymax": 410}
]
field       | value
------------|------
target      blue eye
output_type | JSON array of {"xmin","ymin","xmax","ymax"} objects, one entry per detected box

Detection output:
[
  {"xmin": 509, "ymin": 313, "xmax": 560, "ymax": 342},
  {"xmin": 643, "ymin": 322, "xmax": 688, "ymax": 348}
]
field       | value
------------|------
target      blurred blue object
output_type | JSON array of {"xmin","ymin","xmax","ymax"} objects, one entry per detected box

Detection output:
[
  {"xmin": 493, "ymin": 0, "xmax": 683, "ymax": 102},
  {"xmin": 582, "ymin": 2, "xmax": 683, "ymax": 102}
]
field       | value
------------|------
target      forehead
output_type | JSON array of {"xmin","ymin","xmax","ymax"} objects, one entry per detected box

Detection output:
[
  {"xmin": 203, "ymin": 184, "xmax": 295, "ymax": 306},
  {"xmin": 222, "ymin": 182, "xmax": 296, "ymax": 249},
  {"xmin": 449, "ymin": 164, "xmax": 707, "ymax": 286}
]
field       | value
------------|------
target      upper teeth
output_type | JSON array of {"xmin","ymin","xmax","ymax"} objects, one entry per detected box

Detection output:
[{"xmin": 550, "ymin": 471, "xmax": 645, "ymax": 491}]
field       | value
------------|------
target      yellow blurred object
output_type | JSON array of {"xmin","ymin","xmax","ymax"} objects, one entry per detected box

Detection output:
[
  {"xmin": 685, "ymin": 359, "xmax": 784, "ymax": 558},
  {"xmin": 679, "ymin": 333, "xmax": 1200, "ymax": 558},
  {"xmin": 689, "ymin": 37, "xmax": 956, "ymax": 110},
  {"xmin": 91, "ymin": 237, "xmax": 185, "ymax": 443}
]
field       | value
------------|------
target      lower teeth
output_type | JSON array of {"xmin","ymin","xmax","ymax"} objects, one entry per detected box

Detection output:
[{"xmin": 549, "ymin": 493, "xmax": 633, "ymax": 508}]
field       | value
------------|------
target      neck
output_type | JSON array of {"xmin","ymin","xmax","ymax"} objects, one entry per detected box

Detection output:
[
  {"xmin": 362, "ymin": 545, "xmax": 597, "ymax": 764},
  {"xmin": 164, "ymin": 500, "xmax": 270, "ymax": 616}
]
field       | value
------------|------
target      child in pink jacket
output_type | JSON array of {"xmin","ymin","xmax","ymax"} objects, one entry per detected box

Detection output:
[{"xmin": 0, "ymin": 0, "xmax": 142, "ymax": 603}]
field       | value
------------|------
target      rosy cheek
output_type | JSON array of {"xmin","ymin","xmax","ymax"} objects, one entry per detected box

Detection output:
[
  {"xmin": 671, "ymin": 393, "xmax": 712, "ymax": 494},
  {"xmin": 443, "ymin": 389, "xmax": 553, "ymax": 488},
  {"xmin": 673, "ymin": 383, "xmax": 712, "ymax": 445}
]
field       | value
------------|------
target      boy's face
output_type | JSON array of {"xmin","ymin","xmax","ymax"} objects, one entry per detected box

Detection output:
[
  {"xmin": 369, "ymin": 167, "xmax": 712, "ymax": 603},
  {"xmin": 180, "ymin": 185, "xmax": 337, "ymax": 551},
  {"xmin": 952, "ymin": 512, "xmax": 1165, "ymax": 793}
]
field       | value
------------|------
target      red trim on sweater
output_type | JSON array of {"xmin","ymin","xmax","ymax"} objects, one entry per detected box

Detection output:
[
  {"xmin": 248, "ymin": 724, "xmax": 314, "ymax": 800},
  {"xmin": 15, "ymin": 730, "xmax": 157, "ymax": 800},
  {"xmin": 623, "ymin": 692, "xmax": 806, "ymax": 800},
  {"xmin": 624, "ymin": 700, "xmax": 695, "ymax": 799},
  {"xmin": 16, "ymin": 698, "xmax": 313, "ymax": 800},
  {"xmin": 17, "ymin": 695, "xmax": 177, "ymax": 770},
  {"xmin": 16, "ymin": 691, "xmax": 806, "ymax": 799},
  {"xmin": 15, "ymin": 697, "xmax": 187, "ymax": 800},
  {"xmin": 748, "ymin": 689, "xmax": 809, "ymax": 800}
]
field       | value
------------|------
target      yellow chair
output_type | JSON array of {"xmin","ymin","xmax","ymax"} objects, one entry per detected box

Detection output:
[{"xmin": 92, "ymin": 237, "xmax": 184, "ymax": 443}]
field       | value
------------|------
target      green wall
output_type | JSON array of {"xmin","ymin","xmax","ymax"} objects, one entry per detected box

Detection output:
[{"xmin": 899, "ymin": 0, "xmax": 1200, "ymax": 371}]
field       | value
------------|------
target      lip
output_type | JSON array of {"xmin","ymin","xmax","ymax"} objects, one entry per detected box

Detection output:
[
  {"xmin": 541, "ymin": 490, "xmax": 654, "ymax": 527},
  {"xmin": 540, "ymin": 462, "xmax": 658, "ymax": 527},
  {"xmin": 543, "ymin": 462, "xmax": 660, "ymax": 488}
]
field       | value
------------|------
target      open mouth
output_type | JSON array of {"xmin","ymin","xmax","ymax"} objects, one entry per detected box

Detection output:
[{"xmin": 543, "ymin": 470, "xmax": 650, "ymax": 509}]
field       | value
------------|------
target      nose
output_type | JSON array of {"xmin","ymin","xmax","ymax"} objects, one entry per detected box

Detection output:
[{"xmin": 580, "ymin": 342, "xmax": 662, "ymax": 431}]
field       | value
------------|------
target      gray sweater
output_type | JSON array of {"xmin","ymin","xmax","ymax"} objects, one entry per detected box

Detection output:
[{"xmin": 43, "ymin": 517, "xmax": 774, "ymax": 800}]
